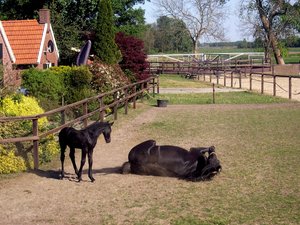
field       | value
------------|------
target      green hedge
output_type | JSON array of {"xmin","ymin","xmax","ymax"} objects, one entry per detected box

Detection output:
[{"xmin": 22, "ymin": 66, "xmax": 95, "ymax": 110}]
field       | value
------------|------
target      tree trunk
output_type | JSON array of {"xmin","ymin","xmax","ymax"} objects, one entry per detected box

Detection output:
[
  {"xmin": 192, "ymin": 39, "xmax": 198, "ymax": 54},
  {"xmin": 269, "ymin": 33, "xmax": 285, "ymax": 65},
  {"xmin": 256, "ymin": 0, "xmax": 285, "ymax": 65}
]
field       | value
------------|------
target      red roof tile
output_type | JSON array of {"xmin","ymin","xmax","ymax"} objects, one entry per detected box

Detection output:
[{"xmin": 2, "ymin": 20, "xmax": 44, "ymax": 64}]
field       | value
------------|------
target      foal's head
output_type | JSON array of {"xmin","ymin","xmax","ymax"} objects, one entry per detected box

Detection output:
[{"xmin": 103, "ymin": 122, "xmax": 114, "ymax": 143}]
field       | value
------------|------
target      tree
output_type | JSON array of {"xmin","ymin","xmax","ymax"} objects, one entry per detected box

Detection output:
[
  {"xmin": 153, "ymin": 0, "xmax": 227, "ymax": 53},
  {"xmin": 0, "ymin": 0, "xmax": 48, "ymax": 20},
  {"xmin": 154, "ymin": 16, "xmax": 192, "ymax": 53},
  {"xmin": 115, "ymin": 32, "xmax": 149, "ymax": 81},
  {"xmin": 93, "ymin": 0, "xmax": 121, "ymax": 64},
  {"xmin": 112, "ymin": 0, "xmax": 150, "ymax": 37},
  {"xmin": 49, "ymin": 1, "xmax": 81, "ymax": 65},
  {"xmin": 240, "ymin": 0, "xmax": 297, "ymax": 65}
]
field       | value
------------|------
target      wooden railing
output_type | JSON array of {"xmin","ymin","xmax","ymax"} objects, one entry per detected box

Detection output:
[
  {"xmin": 149, "ymin": 60, "xmax": 300, "ymax": 100},
  {"xmin": 148, "ymin": 58, "xmax": 272, "ymax": 76},
  {"xmin": 0, "ymin": 76, "xmax": 159, "ymax": 169}
]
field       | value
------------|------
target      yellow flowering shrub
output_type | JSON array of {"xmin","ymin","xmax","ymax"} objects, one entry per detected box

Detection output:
[
  {"xmin": 39, "ymin": 135, "xmax": 60, "ymax": 164},
  {"xmin": 0, "ymin": 146, "xmax": 26, "ymax": 174},
  {"xmin": 0, "ymin": 94, "xmax": 59, "ymax": 173},
  {"xmin": 0, "ymin": 94, "xmax": 48, "ymax": 128}
]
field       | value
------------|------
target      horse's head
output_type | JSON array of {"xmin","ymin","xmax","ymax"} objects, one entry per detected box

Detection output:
[
  {"xmin": 103, "ymin": 121, "xmax": 113, "ymax": 143},
  {"xmin": 200, "ymin": 151, "xmax": 222, "ymax": 181}
]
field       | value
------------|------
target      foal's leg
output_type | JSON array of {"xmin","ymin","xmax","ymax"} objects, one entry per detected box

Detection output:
[
  {"xmin": 60, "ymin": 143, "xmax": 66, "ymax": 179},
  {"xmin": 77, "ymin": 148, "xmax": 87, "ymax": 182},
  {"xmin": 87, "ymin": 149, "xmax": 95, "ymax": 182},
  {"xmin": 69, "ymin": 148, "xmax": 79, "ymax": 175}
]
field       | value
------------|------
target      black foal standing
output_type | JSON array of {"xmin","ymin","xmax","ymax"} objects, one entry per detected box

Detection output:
[{"xmin": 59, "ymin": 121, "xmax": 113, "ymax": 182}]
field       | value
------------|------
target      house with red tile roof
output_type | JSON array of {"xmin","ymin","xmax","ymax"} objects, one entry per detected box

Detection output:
[{"xmin": 0, "ymin": 9, "xmax": 59, "ymax": 87}]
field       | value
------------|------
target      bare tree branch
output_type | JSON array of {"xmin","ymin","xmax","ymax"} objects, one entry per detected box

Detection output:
[{"xmin": 154, "ymin": 0, "xmax": 226, "ymax": 53}]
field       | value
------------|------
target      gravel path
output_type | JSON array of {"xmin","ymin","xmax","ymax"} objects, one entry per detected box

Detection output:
[{"xmin": 159, "ymin": 87, "xmax": 244, "ymax": 94}]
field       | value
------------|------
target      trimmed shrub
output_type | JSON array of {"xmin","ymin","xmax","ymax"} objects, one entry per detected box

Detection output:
[
  {"xmin": 62, "ymin": 66, "xmax": 95, "ymax": 104},
  {"xmin": 21, "ymin": 68, "xmax": 65, "ymax": 110},
  {"xmin": 22, "ymin": 66, "xmax": 95, "ymax": 109}
]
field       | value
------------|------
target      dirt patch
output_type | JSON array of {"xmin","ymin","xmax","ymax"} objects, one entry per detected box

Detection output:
[{"xmin": 1, "ymin": 103, "xmax": 300, "ymax": 225}]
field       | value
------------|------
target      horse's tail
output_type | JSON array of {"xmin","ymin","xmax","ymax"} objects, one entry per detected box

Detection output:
[{"xmin": 121, "ymin": 162, "xmax": 131, "ymax": 174}]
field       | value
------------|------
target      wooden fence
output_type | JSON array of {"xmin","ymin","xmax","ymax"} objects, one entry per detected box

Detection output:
[
  {"xmin": 0, "ymin": 76, "xmax": 159, "ymax": 169},
  {"xmin": 149, "ymin": 60, "xmax": 300, "ymax": 100},
  {"xmin": 148, "ymin": 58, "xmax": 272, "ymax": 76}
]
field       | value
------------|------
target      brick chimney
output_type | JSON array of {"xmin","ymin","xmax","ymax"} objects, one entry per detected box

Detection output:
[{"xmin": 38, "ymin": 8, "xmax": 50, "ymax": 25}]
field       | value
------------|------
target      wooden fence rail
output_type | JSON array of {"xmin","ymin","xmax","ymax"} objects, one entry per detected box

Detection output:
[
  {"xmin": 149, "ymin": 60, "xmax": 300, "ymax": 100},
  {"xmin": 0, "ymin": 76, "xmax": 159, "ymax": 169}
]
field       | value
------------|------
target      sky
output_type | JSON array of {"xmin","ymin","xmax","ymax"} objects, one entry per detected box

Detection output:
[{"xmin": 138, "ymin": 0, "xmax": 248, "ymax": 42}]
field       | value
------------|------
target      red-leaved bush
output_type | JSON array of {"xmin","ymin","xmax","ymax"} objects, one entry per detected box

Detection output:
[{"xmin": 115, "ymin": 32, "xmax": 149, "ymax": 81}]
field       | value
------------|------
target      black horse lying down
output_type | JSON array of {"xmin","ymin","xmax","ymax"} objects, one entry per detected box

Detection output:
[{"xmin": 122, "ymin": 140, "xmax": 221, "ymax": 181}]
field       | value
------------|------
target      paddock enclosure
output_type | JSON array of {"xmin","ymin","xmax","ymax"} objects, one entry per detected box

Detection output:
[{"xmin": 1, "ymin": 103, "xmax": 300, "ymax": 225}]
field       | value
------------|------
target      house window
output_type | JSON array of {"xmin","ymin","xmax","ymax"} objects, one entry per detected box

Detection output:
[
  {"xmin": 47, "ymin": 40, "xmax": 54, "ymax": 53},
  {"xmin": 43, "ymin": 62, "xmax": 52, "ymax": 69}
]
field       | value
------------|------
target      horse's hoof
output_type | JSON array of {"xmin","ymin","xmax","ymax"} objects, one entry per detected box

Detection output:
[
  {"xmin": 209, "ymin": 146, "xmax": 215, "ymax": 154},
  {"xmin": 90, "ymin": 177, "xmax": 95, "ymax": 182}
]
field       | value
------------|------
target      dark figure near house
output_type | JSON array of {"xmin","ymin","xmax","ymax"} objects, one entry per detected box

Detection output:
[
  {"xmin": 122, "ymin": 140, "xmax": 221, "ymax": 181},
  {"xmin": 59, "ymin": 121, "xmax": 113, "ymax": 182}
]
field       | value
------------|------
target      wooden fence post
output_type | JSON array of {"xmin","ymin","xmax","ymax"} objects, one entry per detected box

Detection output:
[
  {"xmin": 83, "ymin": 102, "xmax": 88, "ymax": 127},
  {"xmin": 212, "ymin": 83, "xmax": 215, "ymax": 104},
  {"xmin": 250, "ymin": 73, "xmax": 252, "ymax": 91},
  {"xmin": 61, "ymin": 110, "xmax": 65, "ymax": 125},
  {"xmin": 99, "ymin": 97, "xmax": 104, "ymax": 122},
  {"xmin": 32, "ymin": 118, "xmax": 39, "ymax": 170},
  {"xmin": 273, "ymin": 75, "xmax": 276, "ymax": 96},
  {"xmin": 124, "ymin": 88, "xmax": 128, "ymax": 115},
  {"xmin": 261, "ymin": 74, "xmax": 264, "ymax": 94},
  {"xmin": 133, "ymin": 85, "xmax": 137, "ymax": 109},
  {"xmin": 152, "ymin": 77, "xmax": 155, "ymax": 97},
  {"xmin": 156, "ymin": 76, "xmax": 160, "ymax": 94},
  {"xmin": 289, "ymin": 76, "xmax": 292, "ymax": 99},
  {"xmin": 113, "ymin": 91, "xmax": 118, "ymax": 120}
]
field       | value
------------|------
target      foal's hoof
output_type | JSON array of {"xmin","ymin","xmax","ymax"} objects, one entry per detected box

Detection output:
[{"xmin": 90, "ymin": 177, "xmax": 95, "ymax": 182}]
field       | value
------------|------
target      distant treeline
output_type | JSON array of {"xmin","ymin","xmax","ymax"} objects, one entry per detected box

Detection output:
[
  {"xmin": 202, "ymin": 37, "xmax": 300, "ymax": 49},
  {"xmin": 143, "ymin": 15, "xmax": 300, "ymax": 54}
]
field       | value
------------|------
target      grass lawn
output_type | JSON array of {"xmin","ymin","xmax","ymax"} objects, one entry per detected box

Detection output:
[
  {"xmin": 147, "ymin": 92, "xmax": 291, "ymax": 105},
  {"xmin": 136, "ymin": 104, "xmax": 300, "ymax": 225}
]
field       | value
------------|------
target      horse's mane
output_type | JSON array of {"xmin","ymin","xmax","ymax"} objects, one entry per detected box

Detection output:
[{"xmin": 84, "ymin": 121, "xmax": 109, "ymax": 132}]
